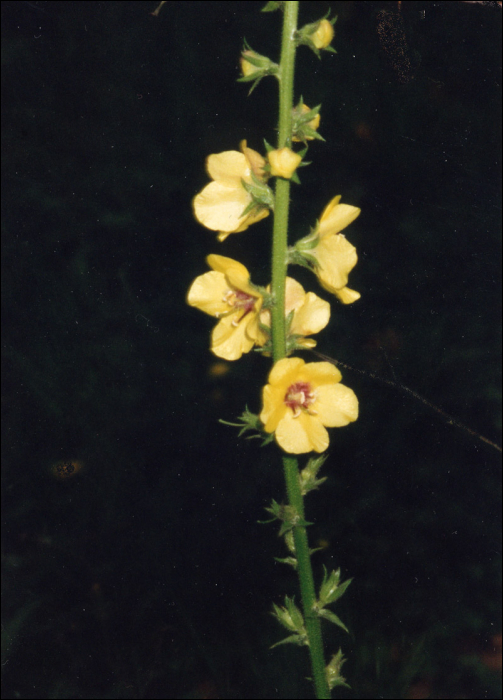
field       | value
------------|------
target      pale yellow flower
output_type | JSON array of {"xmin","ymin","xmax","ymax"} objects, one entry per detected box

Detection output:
[
  {"xmin": 268, "ymin": 147, "xmax": 302, "ymax": 179},
  {"xmin": 193, "ymin": 142, "xmax": 269, "ymax": 242},
  {"xmin": 260, "ymin": 358, "xmax": 358, "ymax": 454},
  {"xmin": 311, "ymin": 19, "xmax": 334, "ymax": 50},
  {"xmin": 311, "ymin": 196, "xmax": 361, "ymax": 303},
  {"xmin": 259, "ymin": 277, "xmax": 330, "ymax": 350},
  {"xmin": 187, "ymin": 255, "xmax": 266, "ymax": 360}
]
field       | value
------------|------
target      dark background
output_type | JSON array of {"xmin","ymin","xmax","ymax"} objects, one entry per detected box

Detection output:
[{"xmin": 1, "ymin": 1, "xmax": 501, "ymax": 698}]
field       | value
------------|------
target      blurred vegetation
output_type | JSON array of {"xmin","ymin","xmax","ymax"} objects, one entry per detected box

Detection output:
[{"xmin": 1, "ymin": 1, "xmax": 501, "ymax": 698}]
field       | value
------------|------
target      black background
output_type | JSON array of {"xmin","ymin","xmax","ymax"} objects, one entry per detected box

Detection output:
[{"xmin": 2, "ymin": 1, "xmax": 501, "ymax": 698}]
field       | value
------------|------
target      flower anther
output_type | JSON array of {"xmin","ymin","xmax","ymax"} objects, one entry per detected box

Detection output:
[{"xmin": 284, "ymin": 382, "xmax": 318, "ymax": 418}]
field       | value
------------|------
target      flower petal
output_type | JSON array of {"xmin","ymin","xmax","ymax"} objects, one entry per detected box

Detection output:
[
  {"xmin": 186, "ymin": 271, "xmax": 230, "ymax": 317},
  {"xmin": 315, "ymin": 234, "xmax": 358, "ymax": 290},
  {"xmin": 285, "ymin": 277, "xmax": 307, "ymax": 313},
  {"xmin": 206, "ymin": 151, "xmax": 250, "ymax": 184},
  {"xmin": 193, "ymin": 181, "xmax": 252, "ymax": 233},
  {"xmin": 260, "ymin": 384, "xmax": 288, "ymax": 433},
  {"xmin": 268, "ymin": 357, "xmax": 306, "ymax": 386},
  {"xmin": 290, "ymin": 291, "xmax": 330, "ymax": 336},
  {"xmin": 333, "ymin": 286, "xmax": 361, "ymax": 304},
  {"xmin": 208, "ymin": 255, "xmax": 260, "ymax": 299},
  {"xmin": 315, "ymin": 383, "xmax": 359, "ymax": 426},
  {"xmin": 320, "ymin": 198, "xmax": 361, "ymax": 236},
  {"xmin": 211, "ymin": 314, "xmax": 255, "ymax": 361},
  {"xmin": 300, "ymin": 361, "xmax": 342, "ymax": 386},
  {"xmin": 276, "ymin": 412, "xmax": 329, "ymax": 454}
]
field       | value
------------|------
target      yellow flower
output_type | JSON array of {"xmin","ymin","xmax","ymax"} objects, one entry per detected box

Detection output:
[
  {"xmin": 311, "ymin": 19, "xmax": 334, "ymax": 50},
  {"xmin": 260, "ymin": 358, "xmax": 358, "ymax": 454},
  {"xmin": 310, "ymin": 196, "xmax": 361, "ymax": 303},
  {"xmin": 268, "ymin": 147, "xmax": 302, "ymax": 179},
  {"xmin": 193, "ymin": 142, "xmax": 269, "ymax": 242},
  {"xmin": 259, "ymin": 277, "xmax": 330, "ymax": 350},
  {"xmin": 187, "ymin": 254, "xmax": 266, "ymax": 361},
  {"xmin": 292, "ymin": 103, "xmax": 321, "ymax": 142}
]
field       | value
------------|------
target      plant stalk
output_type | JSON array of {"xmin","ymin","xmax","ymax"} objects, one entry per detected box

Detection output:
[{"xmin": 270, "ymin": 3, "xmax": 330, "ymax": 697}]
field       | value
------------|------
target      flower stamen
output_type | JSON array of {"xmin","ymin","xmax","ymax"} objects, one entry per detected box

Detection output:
[
  {"xmin": 284, "ymin": 381, "xmax": 318, "ymax": 417},
  {"xmin": 222, "ymin": 289, "xmax": 257, "ymax": 326}
]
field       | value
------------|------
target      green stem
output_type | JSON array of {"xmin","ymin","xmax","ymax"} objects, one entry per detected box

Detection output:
[
  {"xmin": 271, "ymin": 0, "xmax": 297, "ymax": 363},
  {"xmin": 283, "ymin": 456, "xmax": 330, "ymax": 699},
  {"xmin": 270, "ymin": 3, "xmax": 330, "ymax": 698}
]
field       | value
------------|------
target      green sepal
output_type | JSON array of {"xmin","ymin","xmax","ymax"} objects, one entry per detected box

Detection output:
[
  {"xmin": 274, "ymin": 555, "xmax": 298, "ymax": 568},
  {"xmin": 326, "ymin": 649, "xmax": 350, "ymax": 691},
  {"xmin": 302, "ymin": 128, "xmax": 325, "ymax": 142},
  {"xmin": 238, "ymin": 43, "xmax": 279, "ymax": 93},
  {"xmin": 283, "ymin": 529, "xmax": 322, "ymax": 559},
  {"xmin": 300, "ymin": 454, "xmax": 328, "ymax": 495},
  {"xmin": 264, "ymin": 500, "xmax": 312, "ymax": 536},
  {"xmin": 240, "ymin": 173, "xmax": 275, "ymax": 212},
  {"xmin": 284, "ymin": 530, "xmax": 295, "ymax": 553},
  {"xmin": 288, "ymin": 248, "xmax": 317, "ymax": 271},
  {"xmin": 219, "ymin": 407, "xmax": 274, "ymax": 446},
  {"xmin": 285, "ymin": 333, "xmax": 315, "ymax": 356},
  {"xmin": 319, "ymin": 566, "xmax": 352, "ymax": 607},
  {"xmin": 263, "ymin": 138, "xmax": 275, "ymax": 153},
  {"xmin": 294, "ymin": 225, "xmax": 320, "ymax": 252},
  {"xmin": 290, "ymin": 171, "xmax": 301, "ymax": 185},
  {"xmin": 270, "ymin": 633, "xmax": 306, "ymax": 649},
  {"xmin": 261, "ymin": 0, "xmax": 283, "ymax": 11},
  {"xmin": 271, "ymin": 597, "xmax": 307, "ymax": 638},
  {"xmin": 292, "ymin": 100, "xmax": 326, "ymax": 142},
  {"xmin": 285, "ymin": 308, "xmax": 295, "ymax": 333},
  {"xmin": 241, "ymin": 77, "xmax": 263, "ymax": 96},
  {"xmin": 295, "ymin": 13, "xmax": 338, "ymax": 58},
  {"xmin": 317, "ymin": 608, "xmax": 349, "ymax": 634}
]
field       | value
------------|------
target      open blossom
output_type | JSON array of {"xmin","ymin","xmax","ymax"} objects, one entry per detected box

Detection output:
[
  {"xmin": 187, "ymin": 255, "xmax": 266, "ymax": 360},
  {"xmin": 302, "ymin": 195, "xmax": 361, "ymax": 304},
  {"xmin": 260, "ymin": 358, "xmax": 358, "ymax": 454},
  {"xmin": 193, "ymin": 141, "xmax": 270, "ymax": 242},
  {"xmin": 259, "ymin": 277, "xmax": 330, "ymax": 350}
]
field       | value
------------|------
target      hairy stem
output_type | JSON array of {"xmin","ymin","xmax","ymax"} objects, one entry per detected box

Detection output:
[{"xmin": 271, "ymin": 3, "xmax": 330, "ymax": 697}]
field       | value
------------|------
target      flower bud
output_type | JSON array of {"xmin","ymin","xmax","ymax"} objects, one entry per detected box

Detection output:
[
  {"xmin": 311, "ymin": 19, "xmax": 334, "ymax": 49},
  {"xmin": 268, "ymin": 147, "xmax": 302, "ymax": 179},
  {"xmin": 296, "ymin": 16, "xmax": 337, "ymax": 56},
  {"xmin": 239, "ymin": 49, "xmax": 278, "ymax": 80},
  {"xmin": 292, "ymin": 103, "xmax": 322, "ymax": 143}
]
